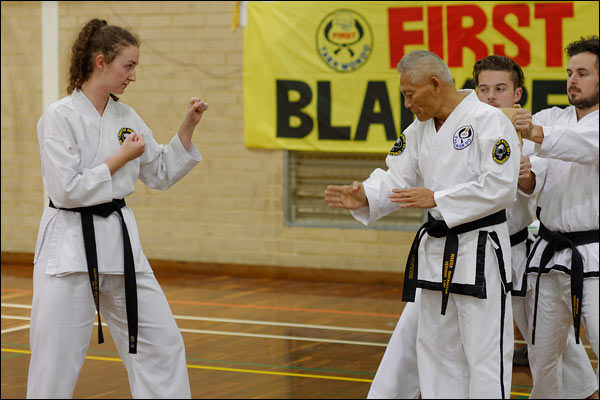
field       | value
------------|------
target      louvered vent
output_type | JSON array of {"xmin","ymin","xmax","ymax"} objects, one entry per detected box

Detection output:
[{"xmin": 285, "ymin": 151, "xmax": 425, "ymax": 230}]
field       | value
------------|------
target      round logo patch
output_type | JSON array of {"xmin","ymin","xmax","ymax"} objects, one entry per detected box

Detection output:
[
  {"xmin": 316, "ymin": 9, "xmax": 373, "ymax": 72},
  {"xmin": 453, "ymin": 125, "xmax": 474, "ymax": 150},
  {"xmin": 389, "ymin": 133, "xmax": 406, "ymax": 156},
  {"xmin": 492, "ymin": 139, "xmax": 511, "ymax": 164},
  {"xmin": 118, "ymin": 127, "xmax": 134, "ymax": 145}
]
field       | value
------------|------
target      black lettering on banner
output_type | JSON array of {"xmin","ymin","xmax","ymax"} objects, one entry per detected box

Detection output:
[
  {"xmin": 532, "ymin": 80, "xmax": 567, "ymax": 114},
  {"xmin": 400, "ymin": 92, "xmax": 415, "ymax": 132},
  {"xmin": 355, "ymin": 81, "xmax": 397, "ymax": 141},
  {"xmin": 276, "ymin": 80, "xmax": 313, "ymax": 138},
  {"xmin": 317, "ymin": 81, "xmax": 351, "ymax": 140}
]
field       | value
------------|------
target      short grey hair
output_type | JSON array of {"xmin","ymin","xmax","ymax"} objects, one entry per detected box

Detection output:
[{"xmin": 397, "ymin": 50, "xmax": 454, "ymax": 85}]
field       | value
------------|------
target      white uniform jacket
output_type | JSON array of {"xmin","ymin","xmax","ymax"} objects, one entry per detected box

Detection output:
[
  {"xmin": 507, "ymin": 139, "xmax": 537, "ymax": 295},
  {"xmin": 526, "ymin": 106, "xmax": 599, "ymax": 276},
  {"xmin": 352, "ymin": 90, "xmax": 520, "ymax": 294},
  {"xmin": 34, "ymin": 89, "xmax": 202, "ymax": 276}
]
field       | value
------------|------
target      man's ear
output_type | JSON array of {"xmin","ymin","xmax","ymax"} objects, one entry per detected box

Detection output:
[
  {"xmin": 514, "ymin": 87, "xmax": 523, "ymax": 104},
  {"xmin": 430, "ymin": 76, "xmax": 441, "ymax": 92}
]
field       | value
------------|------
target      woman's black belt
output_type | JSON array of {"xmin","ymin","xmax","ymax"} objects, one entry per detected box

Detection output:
[
  {"xmin": 402, "ymin": 209, "xmax": 508, "ymax": 315},
  {"xmin": 49, "ymin": 198, "xmax": 138, "ymax": 354},
  {"xmin": 529, "ymin": 217, "xmax": 599, "ymax": 345}
]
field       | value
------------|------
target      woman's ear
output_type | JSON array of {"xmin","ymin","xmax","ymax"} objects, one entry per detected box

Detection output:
[{"xmin": 94, "ymin": 54, "xmax": 106, "ymax": 72}]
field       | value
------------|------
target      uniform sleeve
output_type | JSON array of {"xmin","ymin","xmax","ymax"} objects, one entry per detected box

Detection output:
[
  {"xmin": 517, "ymin": 154, "xmax": 547, "ymax": 198},
  {"xmin": 136, "ymin": 115, "xmax": 203, "ymax": 190},
  {"xmin": 517, "ymin": 139, "xmax": 547, "ymax": 197},
  {"xmin": 39, "ymin": 111, "xmax": 113, "ymax": 208},
  {"xmin": 351, "ymin": 124, "xmax": 421, "ymax": 225},
  {"xmin": 434, "ymin": 112, "xmax": 520, "ymax": 228},
  {"xmin": 531, "ymin": 108, "xmax": 599, "ymax": 165}
]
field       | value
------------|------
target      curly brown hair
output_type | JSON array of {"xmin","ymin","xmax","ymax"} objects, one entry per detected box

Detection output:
[
  {"xmin": 67, "ymin": 19, "xmax": 139, "ymax": 101},
  {"xmin": 565, "ymin": 35, "xmax": 599, "ymax": 70}
]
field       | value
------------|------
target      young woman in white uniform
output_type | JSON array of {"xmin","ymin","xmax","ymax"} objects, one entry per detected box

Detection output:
[
  {"xmin": 515, "ymin": 36, "xmax": 599, "ymax": 399},
  {"xmin": 326, "ymin": 50, "xmax": 520, "ymax": 398},
  {"xmin": 26, "ymin": 19, "xmax": 209, "ymax": 399}
]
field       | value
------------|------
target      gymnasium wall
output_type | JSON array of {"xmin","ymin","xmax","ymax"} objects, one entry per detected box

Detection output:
[{"xmin": 0, "ymin": 1, "xmax": 414, "ymax": 275}]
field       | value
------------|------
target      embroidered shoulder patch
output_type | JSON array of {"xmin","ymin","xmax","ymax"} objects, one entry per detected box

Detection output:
[
  {"xmin": 118, "ymin": 127, "xmax": 134, "ymax": 145},
  {"xmin": 492, "ymin": 139, "xmax": 511, "ymax": 164},
  {"xmin": 453, "ymin": 125, "xmax": 474, "ymax": 150},
  {"xmin": 389, "ymin": 132, "xmax": 406, "ymax": 156}
]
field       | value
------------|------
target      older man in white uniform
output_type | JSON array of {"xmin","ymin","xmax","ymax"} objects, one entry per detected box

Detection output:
[
  {"xmin": 515, "ymin": 36, "xmax": 599, "ymax": 399},
  {"xmin": 325, "ymin": 50, "xmax": 519, "ymax": 398},
  {"xmin": 364, "ymin": 54, "xmax": 598, "ymax": 399}
]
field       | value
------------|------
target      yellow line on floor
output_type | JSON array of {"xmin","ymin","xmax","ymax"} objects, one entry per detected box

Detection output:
[
  {"xmin": 1, "ymin": 347, "xmax": 532, "ymax": 395},
  {"xmin": 1, "ymin": 348, "xmax": 370, "ymax": 382}
]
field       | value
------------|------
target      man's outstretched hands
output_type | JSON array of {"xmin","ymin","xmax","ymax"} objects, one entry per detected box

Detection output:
[{"xmin": 325, "ymin": 183, "xmax": 436, "ymax": 210}]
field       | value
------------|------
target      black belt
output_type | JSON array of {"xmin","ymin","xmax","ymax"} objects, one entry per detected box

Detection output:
[
  {"xmin": 529, "ymin": 217, "xmax": 599, "ymax": 345},
  {"xmin": 510, "ymin": 227, "xmax": 529, "ymax": 247},
  {"xmin": 49, "ymin": 199, "xmax": 138, "ymax": 354},
  {"xmin": 402, "ymin": 210, "xmax": 508, "ymax": 315}
]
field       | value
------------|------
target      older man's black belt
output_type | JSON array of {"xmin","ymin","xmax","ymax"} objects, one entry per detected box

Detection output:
[
  {"xmin": 49, "ymin": 198, "xmax": 138, "ymax": 354},
  {"xmin": 529, "ymin": 216, "xmax": 599, "ymax": 345},
  {"xmin": 402, "ymin": 209, "xmax": 508, "ymax": 315}
]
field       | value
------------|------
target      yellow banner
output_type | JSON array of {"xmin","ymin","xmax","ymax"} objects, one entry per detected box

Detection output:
[{"xmin": 243, "ymin": 1, "xmax": 599, "ymax": 153}]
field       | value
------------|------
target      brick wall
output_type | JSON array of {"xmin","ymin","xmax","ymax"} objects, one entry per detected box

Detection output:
[
  {"xmin": 1, "ymin": 1, "xmax": 414, "ymax": 274},
  {"xmin": 1, "ymin": 1, "xmax": 44, "ymax": 253}
]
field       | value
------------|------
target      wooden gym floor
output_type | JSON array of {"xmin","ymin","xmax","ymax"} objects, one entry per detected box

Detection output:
[{"xmin": 1, "ymin": 263, "xmax": 597, "ymax": 398}]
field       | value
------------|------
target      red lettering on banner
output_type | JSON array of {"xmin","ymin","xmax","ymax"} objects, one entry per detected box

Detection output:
[
  {"xmin": 535, "ymin": 3, "xmax": 574, "ymax": 66},
  {"xmin": 387, "ymin": 3, "xmax": 577, "ymax": 69},
  {"xmin": 447, "ymin": 5, "xmax": 488, "ymax": 67},
  {"xmin": 333, "ymin": 32, "xmax": 357, "ymax": 40},
  {"xmin": 493, "ymin": 4, "xmax": 531, "ymax": 66},
  {"xmin": 427, "ymin": 6, "xmax": 444, "ymax": 59},
  {"xmin": 388, "ymin": 7, "xmax": 424, "ymax": 68}
]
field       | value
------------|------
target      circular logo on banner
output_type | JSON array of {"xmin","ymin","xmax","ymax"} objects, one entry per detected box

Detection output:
[
  {"xmin": 453, "ymin": 125, "xmax": 474, "ymax": 150},
  {"xmin": 492, "ymin": 139, "xmax": 511, "ymax": 164},
  {"xmin": 118, "ymin": 127, "xmax": 134, "ymax": 145},
  {"xmin": 389, "ymin": 132, "xmax": 406, "ymax": 156},
  {"xmin": 316, "ymin": 9, "xmax": 373, "ymax": 72}
]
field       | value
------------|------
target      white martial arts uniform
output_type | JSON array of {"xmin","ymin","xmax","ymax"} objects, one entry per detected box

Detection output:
[
  {"xmin": 353, "ymin": 89, "xmax": 519, "ymax": 398},
  {"xmin": 27, "ymin": 89, "xmax": 200, "ymax": 399},
  {"xmin": 366, "ymin": 124, "xmax": 596, "ymax": 399},
  {"xmin": 367, "ymin": 140, "xmax": 535, "ymax": 400},
  {"xmin": 367, "ymin": 291, "xmax": 421, "ymax": 399},
  {"xmin": 523, "ymin": 106, "xmax": 599, "ymax": 398}
]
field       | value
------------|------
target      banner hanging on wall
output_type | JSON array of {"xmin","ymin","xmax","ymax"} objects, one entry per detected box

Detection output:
[{"xmin": 243, "ymin": 1, "xmax": 599, "ymax": 153}]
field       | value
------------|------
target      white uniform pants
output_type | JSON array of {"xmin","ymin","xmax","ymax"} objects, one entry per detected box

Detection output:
[
  {"xmin": 27, "ymin": 267, "xmax": 191, "ymax": 399},
  {"xmin": 367, "ymin": 291, "xmax": 420, "ymax": 399},
  {"xmin": 368, "ymin": 291, "xmax": 596, "ymax": 399},
  {"xmin": 512, "ymin": 295, "xmax": 528, "ymax": 340},
  {"xmin": 526, "ymin": 273, "xmax": 599, "ymax": 398},
  {"xmin": 417, "ymin": 254, "xmax": 513, "ymax": 399},
  {"xmin": 514, "ymin": 291, "xmax": 596, "ymax": 398}
]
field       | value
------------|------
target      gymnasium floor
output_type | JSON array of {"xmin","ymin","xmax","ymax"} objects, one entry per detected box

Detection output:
[{"xmin": 1, "ymin": 263, "xmax": 596, "ymax": 398}]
